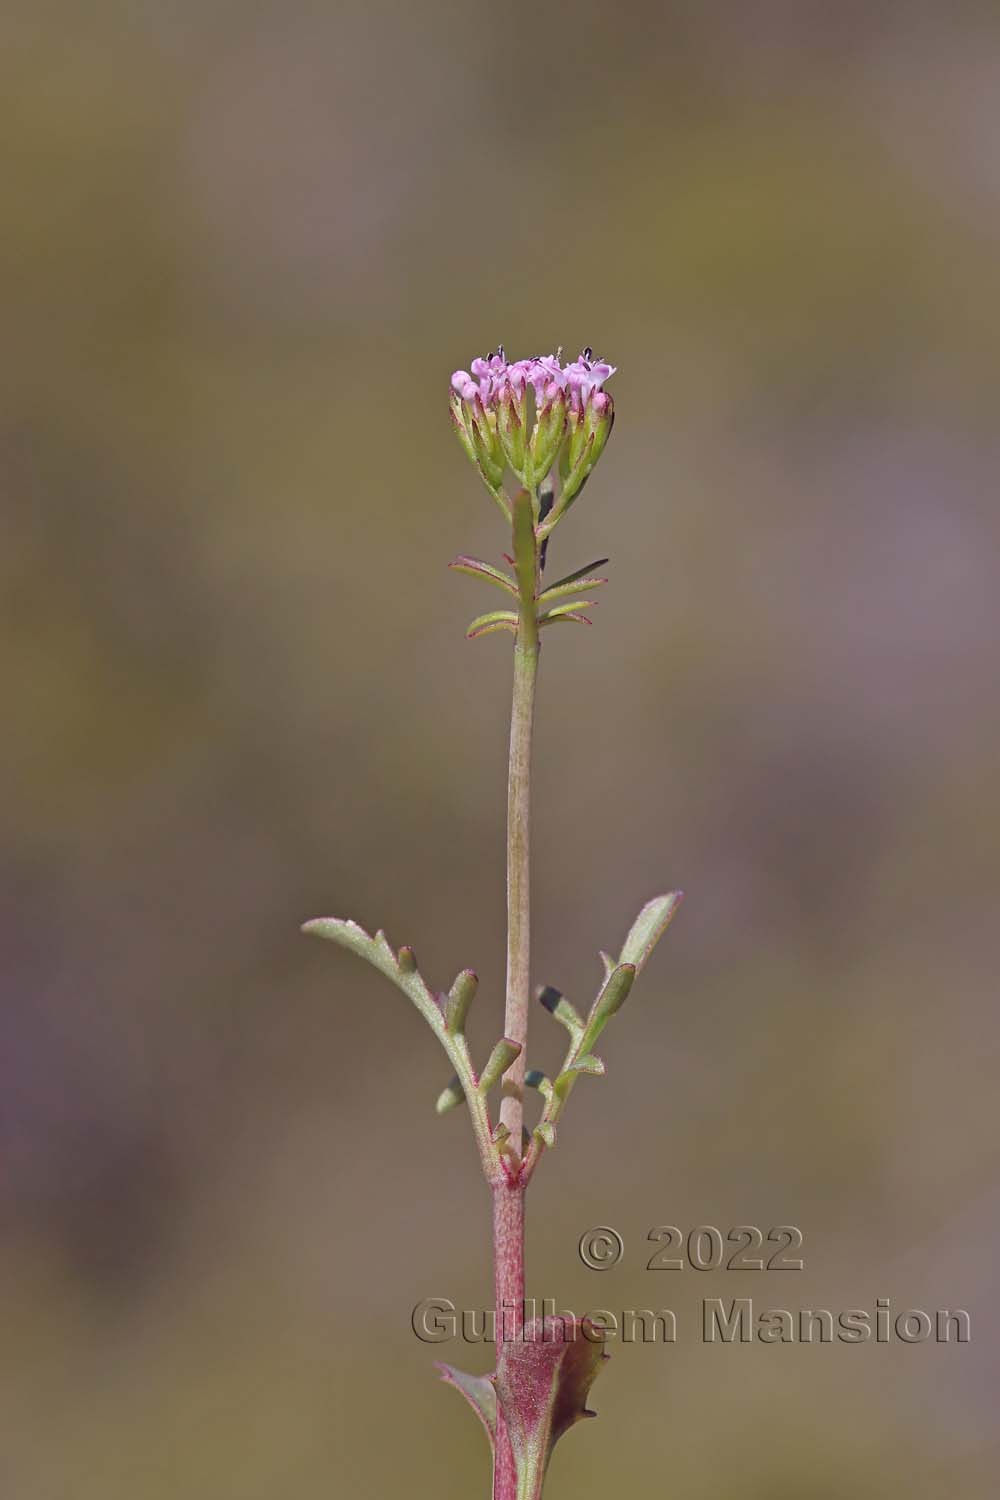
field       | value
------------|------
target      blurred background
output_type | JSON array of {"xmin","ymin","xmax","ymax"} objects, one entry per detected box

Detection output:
[{"xmin": 2, "ymin": 2, "xmax": 998, "ymax": 1495}]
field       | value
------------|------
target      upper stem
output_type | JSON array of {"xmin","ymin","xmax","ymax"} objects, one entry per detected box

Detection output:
[{"xmin": 498, "ymin": 582, "xmax": 539, "ymax": 1159}]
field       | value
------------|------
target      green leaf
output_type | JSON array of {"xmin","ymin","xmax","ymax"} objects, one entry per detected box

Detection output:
[
  {"xmin": 538, "ymin": 575, "xmax": 608, "ymax": 604},
  {"xmin": 525, "ymin": 1069, "xmax": 554, "ymax": 1100},
  {"xmin": 538, "ymin": 599, "xmax": 597, "ymax": 626},
  {"xmin": 538, "ymin": 611, "xmax": 592, "ymax": 628},
  {"xmin": 538, "ymin": 985, "xmax": 584, "ymax": 1038},
  {"xmin": 445, "ymin": 969, "xmax": 478, "ymax": 1034},
  {"xmin": 449, "ymin": 555, "xmax": 518, "ymax": 596},
  {"xmin": 553, "ymin": 1054, "xmax": 605, "ymax": 1096},
  {"xmin": 467, "ymin": 609, "xmax": 518, "ymax": 639},
  {"xmin": 533, "ymin": 1120, "xmax": 556, "ymax": 1148},
  {"xmin": 302, "ymin": 915, "xmax": 501, "ymax": 1178},
  {"xmin": 618, "ymin": 892, "xmax": 683, "ymax": 976},
  {"xmin": 581, "ymin": 963, "xmax": 636, "ymax": 1053},
  {"xmin": 435, "ymin": 1075, "xmax": 466, "ymax": 1115},
  {"xmin": 543, "ymin": 558, "xmax": 609, "ymax": 592},
  {"xmin": 479, "ymin": 1036, "xmax": 522, "ymax": 1094},
  {"xmin": 301, "ymin": 916, "xmax": 444, "ymax": 1038},
  {"xmin": 437, "ymin": 1363, "xmax": 497, "ymax": 1450}
]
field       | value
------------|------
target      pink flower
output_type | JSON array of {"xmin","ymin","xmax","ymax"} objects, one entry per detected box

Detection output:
[
  {"xmin": 451, "ymin": 346, "xmax": 613, "ymax": 412},
  {"xmin": 563, "ymin": 347, "xmax": 616, "ymax": 409}
]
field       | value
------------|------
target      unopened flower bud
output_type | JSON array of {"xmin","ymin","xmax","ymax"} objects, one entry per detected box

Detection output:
[
  {"xmin": 584, "ymin": 388, "xmax": 614, "ymax": 469},
  {"xmin": 496, "ymin": 380, "xmax": 528, "ymax": 481},
  {"xmin": 528, "ymin": 385, "xmax": 567, "ymax": 487}
]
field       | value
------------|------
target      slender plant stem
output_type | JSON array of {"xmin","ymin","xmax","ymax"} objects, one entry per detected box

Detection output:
[
  {"xmin": 493, "ymin": 527, "xmax": 540, "ymax": 1500},
  {"xmin": 498, "ymin": 616, "xmax": 540, "ymax": 1153},
  {"xmin": 492, "ymin": 1179, "xmax": 525, "ymax": 1499}
]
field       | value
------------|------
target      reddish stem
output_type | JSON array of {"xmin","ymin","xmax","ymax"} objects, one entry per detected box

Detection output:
[{"xmin": 493, "ymin": 1177, "xmax": 525, "ymax": 1500}]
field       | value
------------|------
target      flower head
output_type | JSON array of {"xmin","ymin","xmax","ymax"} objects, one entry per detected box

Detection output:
[{"xmin": 450, "ymin": 345, "xmax": 615, "ymax": 522}]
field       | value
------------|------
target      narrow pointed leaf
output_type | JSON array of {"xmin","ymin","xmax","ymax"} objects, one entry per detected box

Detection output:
[
  {"xmin": 449, "ymin": 556, "xmax": 518, "ymax": 596},
  {"xmin": 543, "ymin": 558, "xmax": 609, "ymax": 592},
  {"xmin": 598, "ymin": 950, "xmax": 616, "ymax": 981},
  {"xmin": 538, "ymin": 611, "xmax": 592, "ymax": 628},
  {"xmin": 467, "ymin": 609, "xmax": 518, "ymax": 639},
  {"xmin": 538, "ymin": 576, "xmax": 608, "ymax": 604},
  {"xmin": 540, "ymin": 598, "xmax": 597, "ymax": 617},
  {"xmin": 618, "ymin": 892, "xmax": 683, "ymax": 976},
  {"xmin": 468, "ymin": 618, "xmax": 518, "ymax": 639}
]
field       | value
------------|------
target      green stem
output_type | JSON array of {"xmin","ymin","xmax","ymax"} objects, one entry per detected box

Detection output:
[
  {"xmin": 493, "ymin": 493, "xmax": 539, "ymax": 1499},
  {"xmin": 498, "ymin": 572, "xmax": 540, "ymax": 1156}
]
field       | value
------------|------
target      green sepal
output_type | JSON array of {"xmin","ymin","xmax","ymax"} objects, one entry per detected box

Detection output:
[
  {"xmin": 437, "ymin": 1363, "xmax": 497, "ymax": 1451},
  {"xmin": 494, "ymin": 1316, "xmax": 610, "ymax": 1499},
  {"xmin": 449, "ymin": 555, "xmax": 517, "ymax": 596},
  {"xmin": 528, "ymin": 392, "xmax": 567, "ymax": 486},
  {"xmin": 445, "ymin": 969, "xmax": 478, "ymax": 1034},
  {"xmin": 435, "ymin": 1075, "xmax": 466, "ymax": 1115},
  {"xmin": 618, "ymin": 892, "xmax": 684, "ymax": 976},
  {"xmin": 449, "ymin": 397, "xmax": 477, "ymax": 465},
  {"xmin": 558, "ymin": 433, "xmax": 595, "ymax": 507},
  {"xmin": 479, "ymin": 1036, "xmax": 522, "ymax": 1094},
  {"xmin": 467, "ymin": 609, "xmax": 518, "ymax": 639},
  {"xmin": 470, "ymin": 415, "xmax": 505, "ymax": 491},
  {"xmin": 497, "ymin": 386, "xmax": 528, "ymax": 480}
]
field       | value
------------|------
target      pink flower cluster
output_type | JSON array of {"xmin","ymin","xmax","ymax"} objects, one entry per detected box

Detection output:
[{"xmin": 451, "ymin": 346, "xmax": 616, "ymax": 412}]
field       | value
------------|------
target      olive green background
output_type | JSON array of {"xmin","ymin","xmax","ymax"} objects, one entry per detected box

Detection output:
[{"xmin": 2, "ymin": 3, "xmax": 997, "ymax": 1496}]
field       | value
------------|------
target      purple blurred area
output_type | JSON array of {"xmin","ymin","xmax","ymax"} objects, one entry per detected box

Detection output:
[{"xmin": 1, "ymin": 2, "xmax": 998, "ymax": 1494}]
